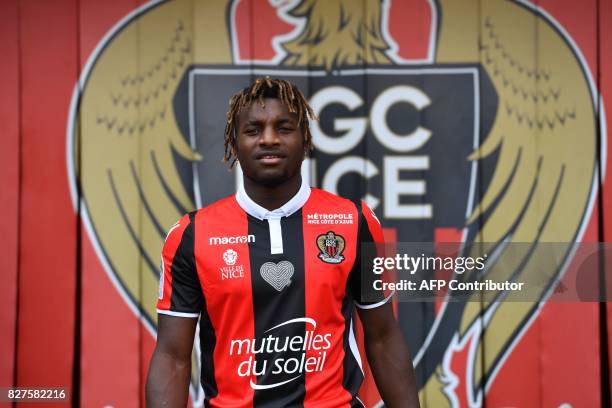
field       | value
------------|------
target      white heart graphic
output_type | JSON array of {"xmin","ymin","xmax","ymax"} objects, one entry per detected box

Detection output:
[{"xmin": 260, "ymin": 261, "xmax": 294, "ymax": 292}]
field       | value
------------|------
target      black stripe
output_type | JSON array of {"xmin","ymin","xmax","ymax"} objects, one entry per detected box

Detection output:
[
  {"xmin": 248, "ymin": 212, "xmax": 306, "ymax": 407},
  {"xmin": 200, "ymin": 292, "xmax": 218, "ymax": 405},
  {"xmin": 342, "ymin": 200, "xmax": 366, "ymax": 397},
  {"xmin": 341, "ymin": 282, "xmax": 364, "ymax": 397},
  {"xmin": 169, "ymin": 212, "xmax": 203, "ymax": 312}
]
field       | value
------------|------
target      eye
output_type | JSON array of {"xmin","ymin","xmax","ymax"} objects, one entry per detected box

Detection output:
[
  {"xmin": 279, "ymin": 126, "xmax": 295, "ymax": 133},
  {"xmin": 244, "ymin": 127, "xmax": 259, "ymax": 136}
]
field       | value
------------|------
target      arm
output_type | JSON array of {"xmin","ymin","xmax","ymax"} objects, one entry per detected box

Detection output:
[
  {"xmin": 146, "ymin": 314, "xmax": 198, "ymax": 407},
  {"xmin": 358, "ymin": 303, "xmax": 420, "ymax": 408},
  {"xmin": 352, "ymin": 201, "xmax": 420, "ymax": 406},
  {"xmin": 149, "ymin": 212, "xmax": 203, "ymax": 406}
]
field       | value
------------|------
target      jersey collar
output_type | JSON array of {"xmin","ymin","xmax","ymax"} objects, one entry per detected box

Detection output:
[{"xmin": 236, "ymin": 177, "xmax": 311, "ymax": 220}]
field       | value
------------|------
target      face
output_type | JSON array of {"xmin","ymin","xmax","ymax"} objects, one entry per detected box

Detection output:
[{"xmin": 235, "ymin": 98, "xmax": 305, "ymax": 187}]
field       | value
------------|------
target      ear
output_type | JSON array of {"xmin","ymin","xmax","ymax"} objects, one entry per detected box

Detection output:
[{"xmin": 302, "ymin": 132, "xmax": 313, "ymax": 157}]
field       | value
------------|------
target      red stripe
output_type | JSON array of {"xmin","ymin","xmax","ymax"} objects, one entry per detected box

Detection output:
[
  {"xmin": 361, "ymin": 201, "xmax": 384, "ymax": 244},
  {"xmin": 196, "ymin": 198, "xmax": 254, "ymax": 407},
  {"xmin": 156, "ymin": 214, "xmax": 190, "ymax": 312},
  {"xmin": 361, "ymin": 202, "xmax": 395, "ymax": 302},
  {"xmin": 303, "ymin": 190, "xmax": 358, "ymax": 406}
]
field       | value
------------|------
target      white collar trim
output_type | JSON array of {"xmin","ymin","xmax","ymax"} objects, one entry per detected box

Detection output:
[{"xmin": 236, "ymin": 178, "xmax": 310, "ymax": 220}]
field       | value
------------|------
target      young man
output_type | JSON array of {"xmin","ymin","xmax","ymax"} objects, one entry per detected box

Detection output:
[{"xmin": 146, "ymin": 78, "xmax": 420, "ymax": 407}]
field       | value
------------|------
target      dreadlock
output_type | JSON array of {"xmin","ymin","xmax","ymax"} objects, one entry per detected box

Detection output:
[{"xmin": 223, "ymin": 77, "xmax": 317, "ymax": 168}]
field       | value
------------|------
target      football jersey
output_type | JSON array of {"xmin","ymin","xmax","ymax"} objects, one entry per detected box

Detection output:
[{"xmin": 157, "ymin": 179, "xmax": 390, "ymax": 407}]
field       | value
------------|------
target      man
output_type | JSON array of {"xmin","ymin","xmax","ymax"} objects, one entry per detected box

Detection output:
[{"xmin": 146, "ymin": 77, "xmax": 420, "ymax": 407}]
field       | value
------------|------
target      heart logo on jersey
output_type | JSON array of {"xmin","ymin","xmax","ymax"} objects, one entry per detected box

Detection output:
[{"xmin": 260, "ymin": 261, "xmax": 294, "ymax": 292}]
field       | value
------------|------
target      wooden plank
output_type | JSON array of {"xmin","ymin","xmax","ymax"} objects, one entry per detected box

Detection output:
[
  {"xmin": 16, "ymin": 0, "xmax": 78, "ymax": 393},
  {"xmin": 77, "ymin": 0, "xmax": 142, "ymax": 405},
  {"xmin": 0, "ymin": 0, "xmax": 21, "ymax": 391}
]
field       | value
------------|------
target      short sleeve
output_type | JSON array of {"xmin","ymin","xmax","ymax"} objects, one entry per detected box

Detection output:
[
  {"xmin": 349, "ymin": 201, "xmax": 394, "ymax": 309},
  {"xmin": 156, "ymin": 212, "xmax": 203, "ymax": 318}
]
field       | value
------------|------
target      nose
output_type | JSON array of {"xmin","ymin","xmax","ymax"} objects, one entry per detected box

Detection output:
[{"xmin": 259, "ymin": 124, "xmax": 280, "ymax": 146}]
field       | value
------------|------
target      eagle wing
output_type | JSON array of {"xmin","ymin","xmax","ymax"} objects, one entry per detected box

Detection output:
[
  {"xmin": 427, "ymin": 0, "xmax": 598, "ymax": 402},
  {"xmin": 74, "ymin": 0, "xmax": 232, "ymax": 402},
  {"xmin": 76, "ymin": 0, "xmax": 232, "ymax": 328}
]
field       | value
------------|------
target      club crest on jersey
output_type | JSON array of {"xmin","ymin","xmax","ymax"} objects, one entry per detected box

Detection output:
[
  {"xmin": 260, "ymin": 261, "xmax": 294, "ymax": 292},
  {"xmin": 317, "ymin": 231, "xmax": 346, "ymax": 264}
]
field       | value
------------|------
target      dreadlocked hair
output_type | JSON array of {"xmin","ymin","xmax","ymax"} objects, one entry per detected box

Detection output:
[{"xmin": 223, "ymin": 77, "xmax": 317, "ymax": 168}]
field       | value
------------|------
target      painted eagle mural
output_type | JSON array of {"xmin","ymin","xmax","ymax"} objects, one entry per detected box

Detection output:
[{"xmin": 70, "ymin": 0, "xmax": 599, "ymax": 405}]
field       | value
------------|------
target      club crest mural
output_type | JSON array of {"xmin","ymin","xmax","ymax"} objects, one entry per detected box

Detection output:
[{"xmin": 65, "ymin": 0, "xmax": 604, "ymax": 406}]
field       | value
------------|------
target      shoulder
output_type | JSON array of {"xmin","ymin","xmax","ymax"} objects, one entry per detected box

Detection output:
[
  {"xmin": 308, "ymin": 188, "xmax": 360, "ymax": 212},
  {"xmin": 166, "ymin": 195, "xmax": 241, "ymax": 237},
  {"xmin": 308, "ymin": 188, "xmax": 379, "ymax": 219},
  {"xmin": 195, "ymin": 195, "xmax": 240, "ymax": 218},
  {"xmin": 164, "ymin": 212, "xmax": 193, "ymax": 242}
]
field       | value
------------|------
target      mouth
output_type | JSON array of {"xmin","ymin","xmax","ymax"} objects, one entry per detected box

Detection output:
[{"xmin": 256, "ymin": 152, "xmax": 286, "ymax": 165}]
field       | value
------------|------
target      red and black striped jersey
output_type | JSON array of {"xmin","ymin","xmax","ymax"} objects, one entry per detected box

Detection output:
[{"xmin": 157, "ymin": 179, "xmax": 390, "ymax": 407}]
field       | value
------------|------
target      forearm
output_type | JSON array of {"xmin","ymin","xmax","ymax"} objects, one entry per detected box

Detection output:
[
  {"xmin": 365, "ymin": 326, "xmax": 420, "ymax": 408},
  {"xmin": 146, "ymin": 349, "xmax": 192, "ymax": 408}
]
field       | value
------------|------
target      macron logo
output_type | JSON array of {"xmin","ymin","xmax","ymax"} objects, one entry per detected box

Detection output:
[{"xmin": 209, "ymin": 235, "xmax": 255, "ymax": 245}]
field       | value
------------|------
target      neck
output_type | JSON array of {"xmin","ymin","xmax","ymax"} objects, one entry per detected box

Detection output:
[{"xmin": 243, "ymin": 174, "xmax": 302, "ymax": 211}]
